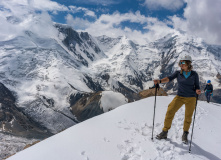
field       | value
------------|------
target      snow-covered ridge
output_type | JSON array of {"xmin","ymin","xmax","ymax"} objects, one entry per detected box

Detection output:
[{"xmin": 7, "ymin": 96, "xmax": 221, "ymax": 160}]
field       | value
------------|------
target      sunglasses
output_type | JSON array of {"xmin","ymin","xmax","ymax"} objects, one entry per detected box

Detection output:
[{"xmin": 179, "ymin": 61, "xmax": 186, "ymax": 65}]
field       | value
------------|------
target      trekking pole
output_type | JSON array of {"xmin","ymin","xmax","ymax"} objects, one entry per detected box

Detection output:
[
  {"xmin": 189, "ymin": 94, "xmax": 199, "ymax": 153},
  {"xmin": 151, "ymin": 83, "xmax": 159, "ymax": 140}
]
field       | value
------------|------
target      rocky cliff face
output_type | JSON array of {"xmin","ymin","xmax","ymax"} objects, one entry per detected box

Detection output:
[
  {"xmin": 70, "ymin": 92, "xmax": 104, "ymax": 122},
  {"xmin": 54, "ymin": 23, "xmax": 106, "ymax": 67},
  {"xmin": 139, "ymin": 88, "xmax": 168, "ymax": 99}
]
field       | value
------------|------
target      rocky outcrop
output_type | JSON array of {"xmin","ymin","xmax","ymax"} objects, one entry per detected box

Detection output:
[
  {"xmin": 139, "ymin": 88, "xmax": 168, "ymax": 99},
  {"xmin": 217, "ymin": 72, "xmax": 221, "ymax": 82},
  {"xmin": 113, "ymin": 81, "xmax": 140, "ymax": 102},
  {"xmin": 70, "ymin": 92, "xmax": 104, "ymax": 122},
  {"xmin": 83, "ymin": 75, "xmax": 104, "ymax": 92}
]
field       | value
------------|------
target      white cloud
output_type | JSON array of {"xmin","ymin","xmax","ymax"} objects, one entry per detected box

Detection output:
[
  {"xmin": 171, "ymin": 0, "xmax": 221, "ymax": 45},
  {"xmin": 3, "ymin": 0, "xmax": 220, "ymax": 47},
  {"xmin": 69, "ymin": 6, "xmax": 96, "ymax": 18},
  {"xmin": 144, "ymin": 0, "xmax": 185, "ymax": 11},
  {"xmin": 73, "ymin": 0, "xmax": 121, "ymax": 6},
  {"xmin": 169, "ymin": 15, "xmax": 187, "ymax": 31},
  {"xmin": 0, "ymin": 0, "xmax": 59, "ymax": 40},
  {"xmin": 30, "ymin": 0, "xmax": 69, "ymax": 12},
  {"xmin": 0, "ymin": 0, "xmax": 174, "ymax": 44},
  {"xmin": 76, "ymin": 11, "xmax": 173, "ymax": 44},
  {"xmin": 65, "ymin": 14, "xmax": 91, "ymax": 30},
  {"xmin": 0, "ymin": 0, "xmax": 68, "ymax": 12},
  {"xmin": 0, "ymin": 15, "xmax": 22, "ymax": 41},
  {"xmin": 27, "ymin": 12, "xmax": 59, "ymax": 38}
]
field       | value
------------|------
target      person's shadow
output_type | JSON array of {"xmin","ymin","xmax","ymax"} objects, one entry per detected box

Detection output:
[{"xmin": 168, "ymin": 139, "xmax": 221, "ymax": 160}]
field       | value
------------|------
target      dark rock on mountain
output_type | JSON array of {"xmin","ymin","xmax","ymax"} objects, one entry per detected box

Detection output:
[
  {"xmin": 84, "ymin": 75, "xmax": 104, "ymax": 92},
  {"xmin": 128, "ymin": 73, "xmax": 144, "ymax": 90},
  {"xmin": 80, "ymin": 32, "xmax": 102, "ymax": 54},
  {"xmin": 69, "ymin": 92, "xmax": 90, "ymax": 107},
  {"xmin": 217, "ymin": 73, "xmax": 221, "ymax": 82},
  {"xmin": 207, "ymin": 45, "xmax": 221, "ymax": 60},
  {"xmin": 55, "ymin": 25, "xmax": 83, "ymax": 48},
  {"xmin": 101, "ymin": 73, "xmax": 110, "ymax": 83},
  {"xmin": 160, "ymin": 50, "xmax": 178, "ymax": 78},
  {"xmin": 113, "ymin": 81, "xmax": 140, "ymax": 102},
  {"xmin": 54, "ymin": 23, "xmax": 106, "ymax": 67},
  {"xmin": 70, "ymin": 92, "xmax": 104, "ymax": 122},
  {"xmin": 139, "ymin": 88, "xmax": 168, "ymax": 99}
]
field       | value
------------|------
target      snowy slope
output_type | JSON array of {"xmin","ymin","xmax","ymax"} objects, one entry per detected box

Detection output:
[
  {"xmin": 7, "ymin": 96, "xmax": 221, "ymax": 160},
  {"xmin": 100, "ymin": 91, "xmax": 128, "ymax": 112}
]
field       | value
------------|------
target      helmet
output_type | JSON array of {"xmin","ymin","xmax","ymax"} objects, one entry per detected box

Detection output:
[
  {"xmin": 207, "ymin": 80, "xmax": 211, "ymax": 83},
  {"xmin": 180, "ymin": 55, "xmax": 192, "ymax": 62}
]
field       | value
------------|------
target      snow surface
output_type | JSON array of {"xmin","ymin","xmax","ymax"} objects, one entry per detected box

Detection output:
[
  {"xmin": 7, "ymin": 96, "xmax": 221, "ymax": 160},
  {"xmin": 100, "ymin": 91, "xmax": 128, "ymax": 112}
]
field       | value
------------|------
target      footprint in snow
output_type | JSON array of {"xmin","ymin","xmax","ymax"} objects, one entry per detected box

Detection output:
[
  {"xmin": 118, "ymin": 120, "xmax": 153, "ymax": 137},
  {"xmin": 81, "ymin": 151, "xmax": 89, "ymax": 160},
  {"xmin": 117, "ymin": 140, "xmax": 143, "ymax": 160},
  {"xmin": 104, "ymin": 137, "xmax": 110, "ymax": 142}
]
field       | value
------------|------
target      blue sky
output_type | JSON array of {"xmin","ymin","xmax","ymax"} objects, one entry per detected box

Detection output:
[
  {"xmin": 50, "ymin": 0, "xmax": 186, "ymax": 33},
  {"xmin": 0, "ymin": 0, "xmax": 221, "ymax": 45},
  {"xmin": 51, "ymin": 0, "xmax": 186, "ymax": 21}
]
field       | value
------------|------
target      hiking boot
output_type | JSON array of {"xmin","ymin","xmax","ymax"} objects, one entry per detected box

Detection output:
[
  {"xmin": 156, "ymin": 131, "xmax": 168, "ymax": 140},
  {"xmin": 182, "ymin": 131, "xmax": 189, "ymax": 144}
]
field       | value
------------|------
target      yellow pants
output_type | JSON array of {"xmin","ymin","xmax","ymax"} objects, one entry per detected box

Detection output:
[{"xmin": 163, "ymin": 95, "xmax": 196, "ymax": 132}]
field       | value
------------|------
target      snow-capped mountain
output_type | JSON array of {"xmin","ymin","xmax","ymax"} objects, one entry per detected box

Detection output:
[
  {"xmin": 0, "ymin": 23, "xmax": 109, "ymax": 133},
  {"xmin": 6, "ymin": 96, "xmax": 221, "ymax": 160},
  {"xmin": 93, "ymin": 32, "xmax": 221, "ymax": 91}
]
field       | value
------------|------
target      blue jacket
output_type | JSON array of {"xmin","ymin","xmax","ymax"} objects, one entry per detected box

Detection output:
[
  {"xmin": 168, "ymin": 70, "xmax": 200, "ymax": 97},
  {"xmin": 204, "ymin": 84, "xmax": 213, "ymax": 93}
]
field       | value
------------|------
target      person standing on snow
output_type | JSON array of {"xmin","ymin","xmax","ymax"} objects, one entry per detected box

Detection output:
[
  {"xmin": 204, "ymin": 80, "xmax": 213, "ymax": 103},
  {"xmin": 153, "ymin": 55, "xmax": 201, "ymax": 143}
]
